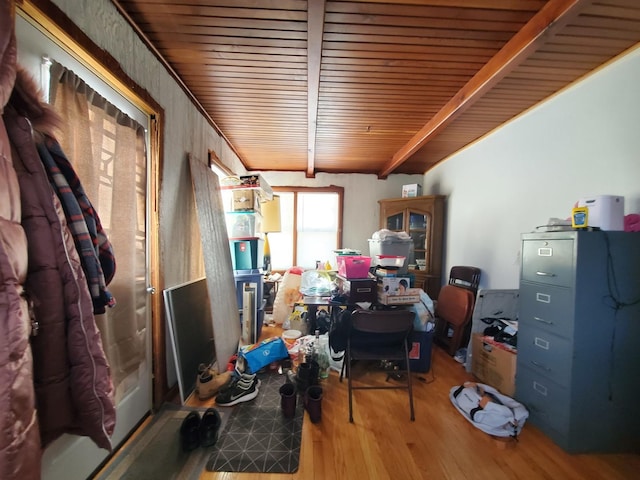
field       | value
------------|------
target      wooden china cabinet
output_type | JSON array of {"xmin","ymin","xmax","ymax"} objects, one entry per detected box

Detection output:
[{"xmin": 378, "ymin": 195, "xmax": 445, "ymax": 299}]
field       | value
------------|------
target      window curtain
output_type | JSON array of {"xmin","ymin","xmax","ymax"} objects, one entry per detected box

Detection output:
[{"xmin": 49, "ymin": 61, "xmax": 147, "ymax": 402}]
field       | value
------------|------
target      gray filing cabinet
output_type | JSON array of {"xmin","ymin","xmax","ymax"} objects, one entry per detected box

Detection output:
[{"xmin": 516, "ymin": 231, "xmax": 640, "ymax": 453}]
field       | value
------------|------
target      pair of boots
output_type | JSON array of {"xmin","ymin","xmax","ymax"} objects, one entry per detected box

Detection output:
[
  {"xmin": 279, "ymin": 383, "xmax": 323, "ymax": 423},
  {"xmin": 280, "ymin": 360, "xmax": 323, "ymax": 423},
  {"xmin": 295, "ymin": 360, "xmax": 319, "ymax": 392}
]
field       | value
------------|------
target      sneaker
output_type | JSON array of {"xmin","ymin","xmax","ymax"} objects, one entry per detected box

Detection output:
[
  {"xmin": 238, "ymin": 372, "xmax": 261, "ymax": 390},
  {"xmin": 198, "ymin": 371, "xmax": 233, "ymax": 400},
  {"xmin": 217, "ymin": 372, "xmax": 261, "ymax": 394},
  {"xmin": 215, "ymin": 376, "xmax": 259, "ymax": 406}
]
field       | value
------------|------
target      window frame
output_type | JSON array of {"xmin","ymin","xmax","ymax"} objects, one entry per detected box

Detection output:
[{"xmin": 272, "ymin": 185, "xmax": 344, "ymax": 272}]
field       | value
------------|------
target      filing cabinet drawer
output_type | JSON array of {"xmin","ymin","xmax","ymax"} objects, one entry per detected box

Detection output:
[
  {"xmin": 521, "ymin": 238, "xmax": 574, "ymax": 287},
  {"xmin": 515, "ymin": 365, "xmax": 571, "ymax": 436},
  {"xmin": 519, "ymin": 283, "xmax": 574, "ymax": 339},
  {"xmin": 517, "ymin": 328, "xmax": 573, "ymax": 386}
]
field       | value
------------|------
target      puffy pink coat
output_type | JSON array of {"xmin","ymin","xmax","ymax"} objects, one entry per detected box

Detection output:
[
  {"xmin": 0, "ymin": 2, "xmax": 42, "ymax": 478},
  {"xmin": 1, "ymin": 4, "xmax": 115, "ymax": 475},
  {"xmin": 5, "ymin": 68, "xmax": 116, "ymax": 451}
]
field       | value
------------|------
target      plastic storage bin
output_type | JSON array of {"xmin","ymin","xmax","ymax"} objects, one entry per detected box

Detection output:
[
  {"xmin": 368, "ymin": 238, "xmax": 413, "ymax": 274},
  {"xmin": 407, "ymin": 330, "xmax": 433, "ymax": 373},
  {"xmin": 336, "ymin": 255, "xmax": 372, "ymax": 279},
  {"xmin": 225, "ymin": 211, "xmax": 262, "ymax": 239},
  {"xmin": 235, "ymin": 272, "xmax": 265, "ymax": 341},
  {"xmin": 375, "ymin": 255, "xmax": 406, "ymax": 267},
  {"xmin": 229, "ymin": 238, "xmax": 263, "ymax": 271}
]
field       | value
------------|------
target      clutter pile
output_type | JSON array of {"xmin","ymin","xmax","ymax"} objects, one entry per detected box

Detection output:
[{"xmin": 181, "ymin": 330, "xmax": 329, "ymax": 453}]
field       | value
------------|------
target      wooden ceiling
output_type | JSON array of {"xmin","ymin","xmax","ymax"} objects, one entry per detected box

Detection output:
[{"xmin": 112, "ymin": 0, "xmax": 640, "ymax": 177}]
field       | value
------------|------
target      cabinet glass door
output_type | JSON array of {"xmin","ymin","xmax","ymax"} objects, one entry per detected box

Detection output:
[
  {"xmin": 386, "ymin": 212, "xmax": 404, "ymax": 231},
  {"xmin": 409, "ymin": 211, "xmax": 428, "ymax": 266}
]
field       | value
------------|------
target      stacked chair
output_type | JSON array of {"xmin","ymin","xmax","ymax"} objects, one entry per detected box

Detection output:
[{"xmin": 433, "ymin": 266, "xmax": 480, "ymax": 356}]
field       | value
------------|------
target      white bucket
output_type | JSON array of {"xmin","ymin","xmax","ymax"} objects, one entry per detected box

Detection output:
[{"xmin": 282, "ymin": 329, "xmax": 302, "ymax": 348}]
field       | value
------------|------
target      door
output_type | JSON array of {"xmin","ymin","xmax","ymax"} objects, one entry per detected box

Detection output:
[{"xmin": 16, "ymin": 14, "xmax": 154, "ymax": 480}]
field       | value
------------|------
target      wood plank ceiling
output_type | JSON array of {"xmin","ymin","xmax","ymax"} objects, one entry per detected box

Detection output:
[{"xmin": 113, "ymin": 0, "xmax": 640, "ymax": 177}]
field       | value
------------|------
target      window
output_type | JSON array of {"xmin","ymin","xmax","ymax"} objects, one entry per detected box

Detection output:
[{"xmin": 269, "ymin": 187, "xmax": 343, "ymax": 271}]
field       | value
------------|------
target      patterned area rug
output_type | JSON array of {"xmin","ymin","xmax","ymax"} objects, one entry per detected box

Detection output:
[
  {"xmin": 206, "ymin": 372, "xmax": 303, "ymax": 473},
  {"xmin": 95, "ymin": 403, "xmax": 230, "ymax": 480}
]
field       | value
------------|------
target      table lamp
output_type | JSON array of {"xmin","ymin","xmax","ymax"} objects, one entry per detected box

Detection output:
[{"xmin": 260, "ymin": 195, "xmax": 281, "ymax": 272}]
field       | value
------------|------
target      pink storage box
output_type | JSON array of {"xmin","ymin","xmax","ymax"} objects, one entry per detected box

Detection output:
[{"xmin": 336, "ymin": 255, "xmax": 372, "ymax": 279}]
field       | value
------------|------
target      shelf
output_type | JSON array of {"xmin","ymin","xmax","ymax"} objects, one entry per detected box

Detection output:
[{"xmin": 220, "ymin": 174, "xmax": 273, "ymax": 201}]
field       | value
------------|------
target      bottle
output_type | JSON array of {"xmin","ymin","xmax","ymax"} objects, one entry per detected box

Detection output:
[{"xmin": 314, "ymin": 329, "xmax": 330, "ymax": 380}]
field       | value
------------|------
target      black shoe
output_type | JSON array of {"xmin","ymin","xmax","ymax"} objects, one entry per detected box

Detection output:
[
  {"xmin": 199, "ymin": 408, "xmax": 222, "ymax": 447},
  {"xmin": 180, "ymin": 411, "xmax": 201, "ymax": 452},
  {"xmin": 215, "ymin": 375, "xmax": 259, "ymax": 406}
]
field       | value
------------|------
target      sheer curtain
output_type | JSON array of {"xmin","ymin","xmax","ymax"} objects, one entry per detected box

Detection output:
[{"xmin": 49, "ymin": 61, "xmax": 147, "ymax": 401}]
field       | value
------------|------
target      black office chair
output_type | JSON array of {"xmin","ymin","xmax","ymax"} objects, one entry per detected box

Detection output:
[{"xmin": 339, "ymin": 308, "xmax": 415, "ymax": 422}]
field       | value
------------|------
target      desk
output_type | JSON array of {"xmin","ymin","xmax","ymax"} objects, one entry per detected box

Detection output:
[
  {"xmin": 300, "ymin": 296, "xmax": 411, "ymax": 335},
  {"xmin": 300, "ymin": 296, "xmax": 343, "ymax": 334},
  {"xmin": 301, "ymin": 297, "xmax": 433, "ymax": 374}
]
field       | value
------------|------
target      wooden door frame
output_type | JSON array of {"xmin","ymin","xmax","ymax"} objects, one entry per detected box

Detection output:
[{"xmin": 19, "ymin": 0, "xmax": 168, "ymax": 409}]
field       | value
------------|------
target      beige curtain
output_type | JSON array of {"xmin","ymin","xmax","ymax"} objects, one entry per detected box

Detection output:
[{"xmin": 49, "ymin": 61, "xmax": 147, "ymax": 401}]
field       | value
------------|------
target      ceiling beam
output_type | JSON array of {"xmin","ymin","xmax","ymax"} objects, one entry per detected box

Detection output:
[
  {"xmin": 307, "ymin": 0, "xmax": 325, "ymax": 178},
  {"xmin": 379, "ymin": 0, "xmax": 594, "ymax": 178}
]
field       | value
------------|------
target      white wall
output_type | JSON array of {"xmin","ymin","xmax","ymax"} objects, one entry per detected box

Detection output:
[{"xmin": 422, "ymin": 46, "xmax": 640, "ymax": 290}]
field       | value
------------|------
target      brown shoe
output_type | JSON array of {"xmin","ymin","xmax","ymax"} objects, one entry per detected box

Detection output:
[
  {"xmin": 195, "ymin": 363, "xmax": 217, "ymax": 393},
  {"xmin": 199, "ymin": 371, "xmax": 233, "ymax": 400}
]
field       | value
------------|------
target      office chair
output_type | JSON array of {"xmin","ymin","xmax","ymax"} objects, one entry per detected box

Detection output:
[
  {"xmin": 433, "ymin": 284, "xmax": 476, "ymax": 356},
  {"xmin": 339, "ymin": 308, "xmax": 416, "ymax": 422}
]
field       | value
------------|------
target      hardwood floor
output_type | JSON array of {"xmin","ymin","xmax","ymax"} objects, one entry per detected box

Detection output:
[{"xmin": 189, "ymin": 326, "xmax": 639, "ymax": 480}]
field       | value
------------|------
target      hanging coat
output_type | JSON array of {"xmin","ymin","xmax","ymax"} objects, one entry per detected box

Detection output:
[
  {"xmin": 0, "ymin": 1, "xmax": 42, "ymax": 478},
  {"xmin": 5, "ymin": 67, "xmax": 116, "ymax": 451}
]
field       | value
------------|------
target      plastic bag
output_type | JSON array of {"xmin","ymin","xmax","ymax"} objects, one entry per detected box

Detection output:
[
  {"xmin": 272, "ymin": 267, "xmax": 304, "ymax": 324},
  {"xmin": 239, "ymin": 337, "xmax": 290, "ymax": 374},
  {"xmin": 299, "ymin": 269, "xmax": 333, "ymax": 297}
]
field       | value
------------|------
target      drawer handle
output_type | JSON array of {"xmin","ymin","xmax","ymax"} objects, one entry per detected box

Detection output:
[
  {"xmin": 530, "ymin": 360, "xmax": 551, "ymax": 372},
  {"xmin": 535, "ymin": 271, "xmax": 556, "ymax": 277},
  {"xmin": 533, "ymin": 316, "xmax": 553, "ymax": 325}
]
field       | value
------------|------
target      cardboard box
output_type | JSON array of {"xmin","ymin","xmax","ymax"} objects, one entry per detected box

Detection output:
[
  {"xmin": 377, "ymin": 276, "xmax": 411, "ymax": 295},
  {"xmin": 471, "ymin": 333, "xmax": 516, "ymax": 396},
  {"xmin": 377, "ymin": 293, "xmax": 420, "ymax": 305},
  {"xmin": 239, "ymin": 174, "xmax": 274, "ymax": 199},
  {"xmin": 335, "ymin": 274, "xmax": 377, "ymax": 303},
  {"xmin": 402, "ymin": 184, "xmax": 422, "ymax": 198},
  {"xmin": 232, "ymin": 189, "xmax": 261, "ymax": 212}
]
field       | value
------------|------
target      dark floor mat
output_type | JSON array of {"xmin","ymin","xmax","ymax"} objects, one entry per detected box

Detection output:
[{"xmin": 206, "ymin": 372, "xmax": 303, "ymax": 473}]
